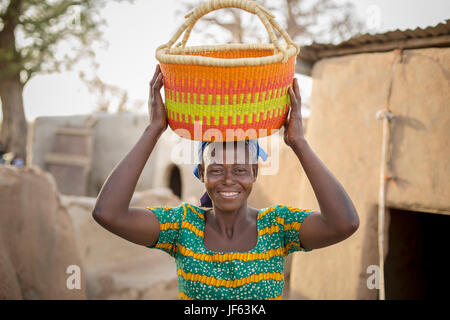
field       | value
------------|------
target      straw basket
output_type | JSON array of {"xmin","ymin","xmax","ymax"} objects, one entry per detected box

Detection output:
[{"xmin": 155, "ymin": 0, "xmax": 299, "ymax": 142}]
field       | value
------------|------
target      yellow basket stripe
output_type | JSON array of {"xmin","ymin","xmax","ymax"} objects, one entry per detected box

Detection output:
[
  {"xmin": 177, "ymin": 269, "xmax": 284, "ymax": 288},
  {"xmin": 166, "ymin": 87, "xmax": 288, "ymax": 108},
  {"xmin": 166, "ymin": 92, "xmax": 289, "ymax": 125}
]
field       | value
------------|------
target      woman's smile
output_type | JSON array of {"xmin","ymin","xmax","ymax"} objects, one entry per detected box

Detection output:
[{"xmin": 218, "ymin": 191, "xmax": 241, "ymax": 199}]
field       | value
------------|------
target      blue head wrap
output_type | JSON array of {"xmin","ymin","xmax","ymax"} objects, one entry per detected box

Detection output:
[{"xmin": 193, "ymin": 139, "xmax": 268, "ymax": 207}]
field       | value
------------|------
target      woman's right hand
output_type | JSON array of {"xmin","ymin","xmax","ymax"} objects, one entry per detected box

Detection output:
[{"xmin": 148, "ymin": 64, "xmax": 168, "ymax": 134}]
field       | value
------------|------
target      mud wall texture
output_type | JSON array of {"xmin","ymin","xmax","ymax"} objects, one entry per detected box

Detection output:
[
  {"xmin": 289, "ymin": 47, "xmax": 450, "ymax": 299},
  {"xmin": 0, "ymin": 165, "xmax": 185, "ymax": 300},
  {"xmin": 0, "ymin": 166, "xmax": 86, "ymax": 299},
  {"xmin": 61, "ymin": 188, "xmax": 181, "ymax": 299}
]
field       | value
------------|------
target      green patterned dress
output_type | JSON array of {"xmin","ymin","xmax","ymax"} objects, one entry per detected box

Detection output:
[{"xmin": 146, "ymin": 202, "xmax": 314, "ymax": 300}]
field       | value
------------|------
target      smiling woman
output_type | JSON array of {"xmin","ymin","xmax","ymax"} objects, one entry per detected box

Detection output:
[
  {"xmin": 194, "ymin": 140, "xmax": 266, "ymax": 207},
  {"xmin": 195, "ymin": 141, "xmax": 268, "ymax": 252},
  {"xmin": 92, "ymin": 64, "xmax": 360, "ymax": 300}
]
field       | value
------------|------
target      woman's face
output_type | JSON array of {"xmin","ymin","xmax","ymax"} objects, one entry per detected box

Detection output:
[{"xmin": 198, "ymin": 142, "xmax": 258, "ymax": 211}]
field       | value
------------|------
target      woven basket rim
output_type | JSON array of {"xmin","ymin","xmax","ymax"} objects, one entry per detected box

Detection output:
[
  {"xmin": 168, "ymin": 43, "xmax": 277, "ymax": 54},
  {"xmin": 156, "ymin": 43, "xmax": 297, "ymax": 67}
]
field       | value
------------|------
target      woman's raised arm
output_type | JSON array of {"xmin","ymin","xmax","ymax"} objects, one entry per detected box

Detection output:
[
  {"xmin": 284, "ymin": 78, "xmax": 360, "ymax": 250},
  {"xmin": 92, "ymin": 65, "xmax": 168, "ymax": 247}
]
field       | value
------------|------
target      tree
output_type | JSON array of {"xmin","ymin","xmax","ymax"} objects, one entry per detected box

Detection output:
[
  {"xmin": 0, "ymin": 0, "xmax": 130, "ymax": 159},
  {"xmin": 177, "ymin": 0, "xmax": 365, "ymax": 46}
]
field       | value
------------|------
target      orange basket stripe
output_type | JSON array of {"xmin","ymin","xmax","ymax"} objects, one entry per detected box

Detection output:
[{"xmin": 164, "ymin": 72, "xmax": 293, "ymax": 95}]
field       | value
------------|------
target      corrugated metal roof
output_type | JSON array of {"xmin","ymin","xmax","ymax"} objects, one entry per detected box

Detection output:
[{"xmin": 297, "ymin": 19, "xmax": 450, "ymax": 67}]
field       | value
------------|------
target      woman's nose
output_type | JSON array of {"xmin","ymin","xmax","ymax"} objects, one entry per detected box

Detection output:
[{"xmin": 222, "ymin": 168, "xmax": 235, "ymax": 185}]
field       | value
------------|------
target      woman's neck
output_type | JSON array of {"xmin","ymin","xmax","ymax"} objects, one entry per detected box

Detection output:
[{"xmin": 206, "ymin": 203, "xmax": 252, "ymax": 240}]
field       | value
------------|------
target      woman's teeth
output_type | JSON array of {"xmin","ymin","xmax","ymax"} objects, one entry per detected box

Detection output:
[{"xmin": 219, "ymin": 192, "xmax": 239, "ymax": 197}]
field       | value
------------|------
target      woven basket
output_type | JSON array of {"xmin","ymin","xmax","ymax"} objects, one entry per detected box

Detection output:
[{"xmin": 156, "ymin": 0, "xmax": 299, "ymax": 142}]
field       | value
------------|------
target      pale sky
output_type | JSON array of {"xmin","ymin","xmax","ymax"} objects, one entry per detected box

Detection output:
[{"xmin": 16, "ymin": 0, "xmax": 450, "ymax": 121}]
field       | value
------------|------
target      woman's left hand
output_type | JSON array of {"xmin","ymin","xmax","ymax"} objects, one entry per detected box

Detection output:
[
  {"xmin": 148, "ymin": 64, "xmax": 168, "ymax": 134},
  {"xmin": 283, "ymin": 78, "xmax": 306, "ymax": 148}
]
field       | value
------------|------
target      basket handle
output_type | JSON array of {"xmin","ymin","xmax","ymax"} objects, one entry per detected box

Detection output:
[
  {"xmin": 177, "ymin": 1, "xmax": 279, "ymax": 51},
  {"xmin": 162, "ymin": 0, "xmax": 299, "ymax": 63}
]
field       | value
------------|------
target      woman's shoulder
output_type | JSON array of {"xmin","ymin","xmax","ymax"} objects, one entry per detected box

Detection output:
[
  {"xmin": 257, "ymin": 204, "xmax": 315, "ymax": 220},
  {"xmin": 268, "ymin": 204, "xmax": 316, "ymax": 213},
  {"xmin": 144, "ymin": 203, "xmax": 187, "ymax": 220},
  {"xmin": 145, "ymin": 203, "xmax": 184, "ymax": 212},
  {"xmin": 254, "ymin": 204, "xmax": 280, "ymax": 223}
]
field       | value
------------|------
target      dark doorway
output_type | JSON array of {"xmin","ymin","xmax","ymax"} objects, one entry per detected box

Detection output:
[
  {"xmin": 384, "ymin": 208, "xmax": 449, "ymax": 299},
  {"xmin": 168, "ymin": 166, "xmax": 182, "ymax": 198}
]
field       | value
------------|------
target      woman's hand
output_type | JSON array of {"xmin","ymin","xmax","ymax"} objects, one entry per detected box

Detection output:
[
  {"xmin": 148, "ymin": 64, "xmax": 168, "ymax": 134},
  {"xmin": 283, "ymin": 78, "xmax": 306, "ymax": 148}
]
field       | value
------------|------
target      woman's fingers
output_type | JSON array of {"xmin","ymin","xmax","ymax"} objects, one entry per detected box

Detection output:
[
  {"xmin": 284, "ymin": 112, "xmax": 290, "ymax": 128},
  {"xmin": 288, "ymin": 86, "xmax": 299, "ymax": 117},
  {"xmin": 289, "ymin": 79, "xmax": 302, "ymax": 118},
  {"xmin": 284, "ymin": 88, "xmax": 292, "ymax": 128},
  {"xmin": 150, "ymin": 64, "xmax": 161, "ymax": 87},
  {"xmin": 153, "ymin": 73, "xmax": 163, "ymax": 91},
  {"xmin": 150, "ymin": 73, "xmax": 164, "ymax": 106},
  {"xmin": 288, "ymin": 86, "xmax": 297, "ymax": 107},
  {"xmin": 149, "ymin": 65, "xmax": 161, "ymax": 103},
  {"xmin": 293, "ymin": 78, "xmax": 302, "ymax": 107}
]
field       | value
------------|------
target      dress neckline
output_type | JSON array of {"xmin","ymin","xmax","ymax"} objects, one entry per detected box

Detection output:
[{"xmin": 184, "ymin": 202, "xmax": 264, "ymax": 255}]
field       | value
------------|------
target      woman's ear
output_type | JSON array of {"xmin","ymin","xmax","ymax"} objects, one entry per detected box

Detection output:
[{"xmin": 198, "ymin": 164, "xmax": 205, "ymax": 182}]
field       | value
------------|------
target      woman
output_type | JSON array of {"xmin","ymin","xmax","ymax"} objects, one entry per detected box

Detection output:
[{"xmin": 93, "ymin": 65, "xmax": 360, "ymax": 300}]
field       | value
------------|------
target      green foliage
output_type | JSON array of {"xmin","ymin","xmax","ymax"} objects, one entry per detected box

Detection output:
[{"xmin": 0, "ymin": 0, "xmax": 132, "ymax": 84}]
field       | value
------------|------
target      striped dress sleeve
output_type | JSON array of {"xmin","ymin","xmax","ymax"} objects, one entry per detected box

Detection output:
[
  {"xmin": 145, "ymin": 205, "xmax": 184, "ymax": 257},
  {"xmin": 276, "ymin": 205, "xmax": 315, "ymax": 255}
]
